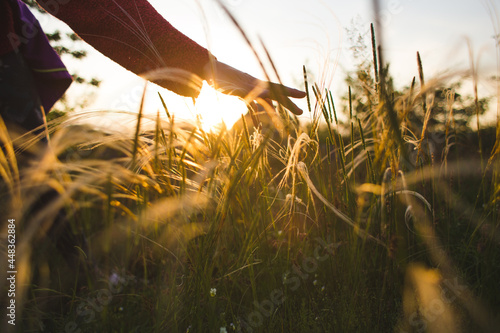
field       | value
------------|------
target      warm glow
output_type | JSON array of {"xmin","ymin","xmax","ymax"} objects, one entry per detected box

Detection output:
[{"xmin": 194, "ymin": 82, "xmax": 248, "ymax": 132}]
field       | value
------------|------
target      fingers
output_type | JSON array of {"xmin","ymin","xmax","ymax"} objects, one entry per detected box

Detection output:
[
  {"xmin": 254, "ymin": 82, "xmax": 305, "ymax": 115},
  {"xmin": 208, "ymin": 61, "xmax": 305, "ymax": 114},
  {"xmin": 250, "ymin": 97, "xmax": 302, "ymax": 117},
  {"xmin": 257, "ymin": 85, "xmax": 304, "ymax": 115},
  {"xmin": 280, "ymin": 97, "xmax": 303, "ymax": 115},
  {"xmin": 267, "ymin": 82, "xmax": 307, "ymax": 99}
]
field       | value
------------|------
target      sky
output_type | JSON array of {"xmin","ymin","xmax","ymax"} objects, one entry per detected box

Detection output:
[{"xmin": 36, "ymin": 0, "xmax": 500, "ymax": 130}]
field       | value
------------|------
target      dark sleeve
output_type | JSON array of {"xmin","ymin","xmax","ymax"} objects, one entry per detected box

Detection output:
[{"xmin": 36, "ymin": 0, "xmax": 212, "ymax": 97}]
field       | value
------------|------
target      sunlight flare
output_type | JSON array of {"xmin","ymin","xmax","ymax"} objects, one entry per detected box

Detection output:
[{"xmin": 194, "ymin": 82, "xmax": 248, "ymax": 131}]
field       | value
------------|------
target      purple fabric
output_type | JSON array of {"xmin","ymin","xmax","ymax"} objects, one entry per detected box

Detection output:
[{"xmin": 11, "ymin": 0, "xmax": 72, "ymax": 112}]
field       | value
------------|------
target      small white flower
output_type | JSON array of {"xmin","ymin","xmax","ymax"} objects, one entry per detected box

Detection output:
[
  {"xmin": 210, "ymin": 288, "xmax": 217, "ymax": 297},
  {"xmin": 109, "ymin": 272, "xmax": 120, "ymax": 286},
  {"xmin": 230, "ymin": 323, "xmax": 236, "ymax": 330},
  {"xmin": 321, "ymin": 286, "xmax": 325, "ymax": 292},
  {"xmin": 313, "ymin": 279, "xmax": 318, "ymax": 286}
]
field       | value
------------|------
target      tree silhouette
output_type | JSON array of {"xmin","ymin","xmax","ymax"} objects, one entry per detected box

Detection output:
[
  {"xmin": 342, "ymin": 23, "xmax": 490, "ymax": 134},
  {"xmin": 22, "ymin": 0, "xmax": 101, "ymax": 117}
]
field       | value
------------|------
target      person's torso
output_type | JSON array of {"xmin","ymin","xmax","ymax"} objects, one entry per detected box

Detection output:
[{"xmin": 0, "ymin": 0, "xmax": 18, "ymax": 56}]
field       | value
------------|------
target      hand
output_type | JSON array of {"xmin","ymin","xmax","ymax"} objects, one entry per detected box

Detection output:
[{"xmin": 203, "ymin": 60, "xmax": 306, "ymax": 115}]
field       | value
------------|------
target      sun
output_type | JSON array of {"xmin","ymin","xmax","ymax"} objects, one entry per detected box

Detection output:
[{"xmin": 194, "ymin": 82, "xmax": 248, "ymax": 132}]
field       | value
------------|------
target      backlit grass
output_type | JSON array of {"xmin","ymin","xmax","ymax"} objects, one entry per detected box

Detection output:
[{"xmin": 1, "ymin": 16, "xmax": 500, "ymax": 333}]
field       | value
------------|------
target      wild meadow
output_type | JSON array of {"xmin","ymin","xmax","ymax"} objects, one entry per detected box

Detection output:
[{"xmin": 1, "ymin": 8, "xmax": 500, "ymax": 333}]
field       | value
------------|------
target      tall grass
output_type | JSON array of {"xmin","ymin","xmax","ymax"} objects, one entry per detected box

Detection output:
[{"xmin": 1, "ymin": 7, "xmax": 500, "ymax": 333}]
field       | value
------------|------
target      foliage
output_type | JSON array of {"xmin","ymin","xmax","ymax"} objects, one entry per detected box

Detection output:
[
  {"xmin": 22, "ymin": 0, "xmax": 101, "ymax": 113},
  {"xmin": 343, "ymin": 24, "xmax": 490, "ymax": 134}
]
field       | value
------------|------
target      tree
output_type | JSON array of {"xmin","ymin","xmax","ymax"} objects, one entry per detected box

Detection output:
[
  {"xmin": 406, "ymin": 82, "xmax": 489, "ymax": 132},
  {"xmin": 22, "ymin": 0, "xmax": 101, "ymax": 118},
  {"xmin": 342, "ymin": 23, "xmax": 490, "ymax": 134}
]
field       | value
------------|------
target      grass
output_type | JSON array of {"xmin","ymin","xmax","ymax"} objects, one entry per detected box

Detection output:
[{"xmin": 1, "ymin": 16, "xmax": 500, "ymax": 333}]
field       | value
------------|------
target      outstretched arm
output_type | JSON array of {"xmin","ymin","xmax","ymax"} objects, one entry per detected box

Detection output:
[
  {"xmin": 36, "ymin": 0, "xmax": 305, "ymax": 113},
  {"xmin": 36, "ymin": 0, "xmax": 211, "ymax": 97}
]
